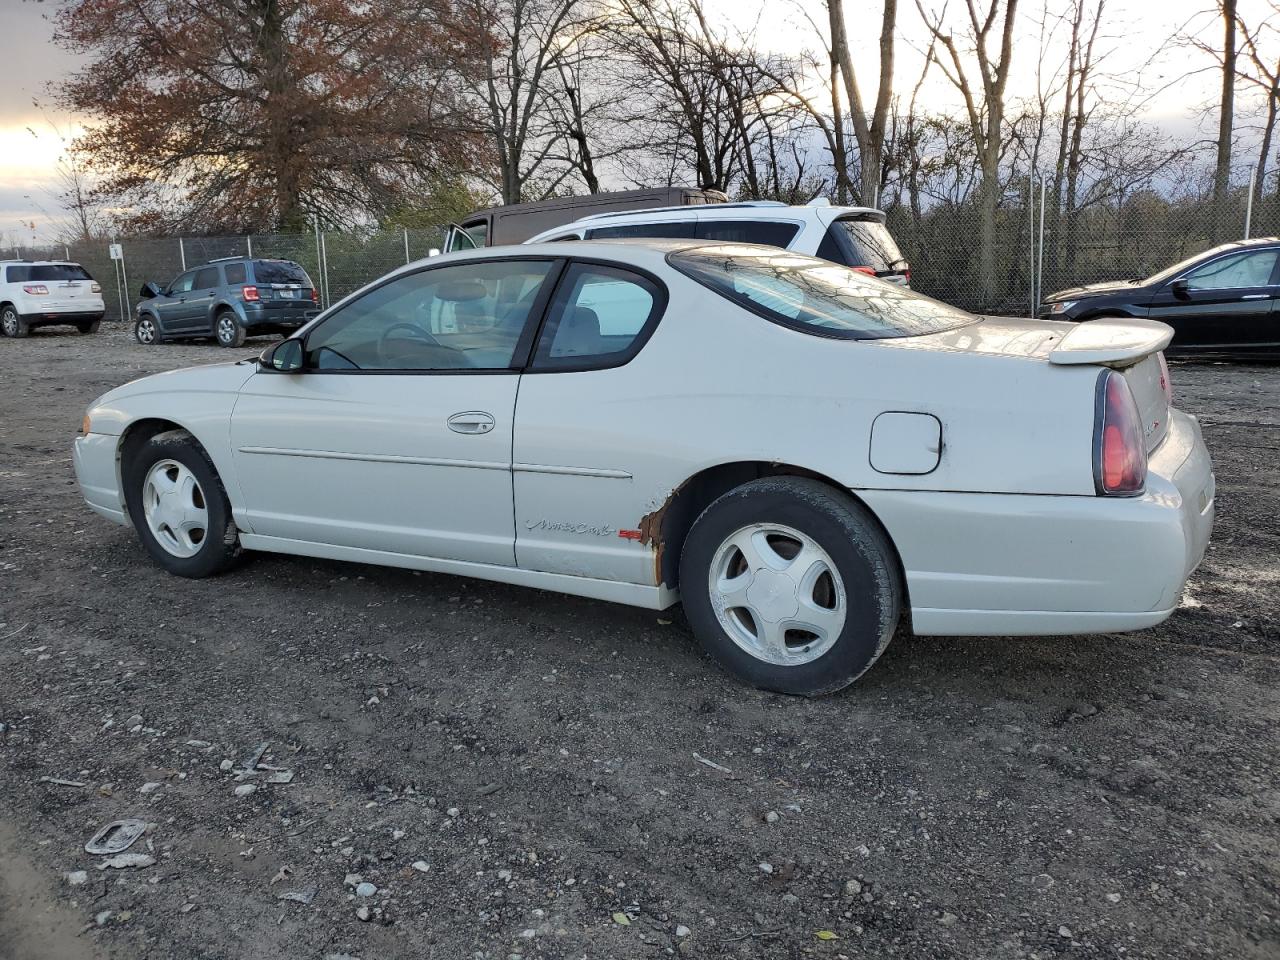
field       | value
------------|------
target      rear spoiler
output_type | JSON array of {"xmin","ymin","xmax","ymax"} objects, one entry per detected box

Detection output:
[{"xmin": 1048, "ymin": 317, "xmax": 1173, "ymax": 368}]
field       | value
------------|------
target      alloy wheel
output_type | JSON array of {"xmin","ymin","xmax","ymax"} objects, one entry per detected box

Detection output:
[
  {"xmin": 217, "ymin": 315, "xmax": 237, "ymax": 344},
  {"xmin": 137, "ymin": 318, "xmax": 156, "ymax": 343},
  {"xmin": 707, "ymin": 523, "xmax": 847, "ymax": 666},
  {"xmin": 141, "ymin": 459, "xmax": 209, "ymax": 558}
]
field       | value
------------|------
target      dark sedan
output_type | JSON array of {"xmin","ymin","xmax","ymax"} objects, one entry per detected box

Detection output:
[{"xmin": 1040, "ymin": 237, "xmax": 1280, "ymax": 355}]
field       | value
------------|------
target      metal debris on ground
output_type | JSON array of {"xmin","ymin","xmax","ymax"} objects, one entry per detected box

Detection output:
[
  {"xmin": 278, "ymin": 885, "xmax": 318, "ymax": 905},
  {"xmin": 85, "ymin": 818, "xmax": 148, "ymax": 855},
  {"xmin": 692, "ymin": 752, "xmax": 733, "ymax": 774},
  {"xmin": 238, "ymin": 741, "xmax": 271, "ymax": 774},
  {"xmin": 97, "ymin": 852, "xmax": 156, "ymax": 870},
  {"xmin": 37, "ymin": 776, "xmax": 87, "ymax": 788}
]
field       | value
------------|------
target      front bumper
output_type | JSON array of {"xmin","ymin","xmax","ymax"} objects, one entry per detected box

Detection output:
[
  {"xmin": 860, "ymin": 408, "xmax": 1214, "ymax": 636},
  {"xmin": 73, "ymin": 433, "xmax": 128, "ymax": 526}
]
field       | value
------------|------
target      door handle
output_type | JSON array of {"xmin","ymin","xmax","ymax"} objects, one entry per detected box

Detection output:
[
  {"xmin": 447, "ymin": 411, "xmax": 495, "ymax": 434},
  {"xmin": 1241, "ymin": 294, "xmax": 1270, "ymax": 300}
]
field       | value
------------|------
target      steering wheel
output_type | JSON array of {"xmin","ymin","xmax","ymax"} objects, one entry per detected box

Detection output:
[{"xmin": 377, "ymin": 322, "xmax": 441, "ymax": 364}]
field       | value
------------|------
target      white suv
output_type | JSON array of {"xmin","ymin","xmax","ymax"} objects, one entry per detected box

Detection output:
[
  {"xmin": 1, "ymin": 260, "xmax": 106, "ymax": 337},
  {"xmin": 524, "ymin": 200, "xmax": 911, "ymax": 285}
]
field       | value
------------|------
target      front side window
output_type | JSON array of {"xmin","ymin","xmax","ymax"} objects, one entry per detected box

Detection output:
[
  {"xmin": 193, "ymin": 266, "xmax": 220, "ymax": 289},
  {"xmin": 1183, "ymin": 249, "xmax": 1279, "ymax": 290},
  {"xmin": 533, "ymin": 263, "xmax": 662, "ymax": 368},
  {"xmin": 304, "ymin": 259, "xmax": 554, "ymax": 371},
  {"xmin": 169, "ymin": 271, "xmax": 196, "ymax": 295},
  {"xmin": 586, "ymin": 221, "xmax": 696, "ymax": 240},
  {"xmin": 670, "ymin": 246, "xmax": 972, "ymax": 340},
  {"xmin": 696, "ymin": 220, "xmax": 800, "ymax": 247}
]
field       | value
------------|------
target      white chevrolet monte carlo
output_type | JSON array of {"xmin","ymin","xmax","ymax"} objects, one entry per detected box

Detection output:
[{"xmin": 74, "ymin": 241, "xmax": 1215, "ymax": 695}]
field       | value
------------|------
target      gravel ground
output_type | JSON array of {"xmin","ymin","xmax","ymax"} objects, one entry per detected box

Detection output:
[{"xmin": 1, "ymin": 323, "xmax": 1278, "ymax": 960}]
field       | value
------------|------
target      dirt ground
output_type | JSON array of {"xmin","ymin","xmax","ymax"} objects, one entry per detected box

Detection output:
[{"xmin": 1, "ymin": 323, "xmax": 1277, "ymax": 960}]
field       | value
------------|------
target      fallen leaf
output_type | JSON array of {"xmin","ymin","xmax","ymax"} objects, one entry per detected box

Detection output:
[
  {"xmin": 815, "ymin": 929, "xmax": 840, "ymax": 940},
  {"xmin": 612, "ymin": 912, "xmax": 631, "ymax": 926}
]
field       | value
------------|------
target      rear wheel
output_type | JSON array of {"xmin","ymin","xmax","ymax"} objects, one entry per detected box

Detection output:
[
  {"xmin": 679, "ymin": 477, "xmax": 901, "ymax": 696},
  {"xmin": 215, "ymin": 311, "xmax": 246, "ymax": 348},
  {"xmin": 123, "ymin": 430, "xmax": 240, "ymax": 578},
  {"xmin": 76, "ymin": 320, "xmax": 101, "ymax": 335},
  {"xmin": 1, "ymin": 306, "xmax": 29, "ymax": 338},
  {"xmin": 134, "ymin": 315, "xmax": 160, "ymax": 345}
]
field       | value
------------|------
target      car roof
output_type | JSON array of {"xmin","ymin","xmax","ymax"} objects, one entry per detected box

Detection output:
[
  {"xmin": 1, "ymin": 259, "xmax": 83, "ymax": 266},
  {"xmin": 570, "ymin": 200, "xmax": 881, "ymax": 224}
]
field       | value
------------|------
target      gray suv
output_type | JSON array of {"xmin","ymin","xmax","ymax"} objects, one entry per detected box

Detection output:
[{"xmin": 135, "ymin": 257, "xmax": 319, "ymax": 347}]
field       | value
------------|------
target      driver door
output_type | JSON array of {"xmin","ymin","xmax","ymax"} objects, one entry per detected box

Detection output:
[{"xmin": 229, "ymin": 257, "xmax": 560, "ymax": 566}]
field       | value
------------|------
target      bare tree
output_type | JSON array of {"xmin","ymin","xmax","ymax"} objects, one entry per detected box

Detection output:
[
  {"xmin": 1209, "ymin": 0, "xmax": 1239, "ymax": 235},
  {"xmin": 1234, "ymin": 2, "xmax": 1280, "ymax": 201},
  {"xmin": 828, "ymin": 0, "xmax": 897, "ymax": 204},
  {"xmin": 917, "ymin": 0, "xmax": 1020, "ymax": 304}
]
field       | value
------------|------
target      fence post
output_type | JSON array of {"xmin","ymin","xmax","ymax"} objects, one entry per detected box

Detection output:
[
  {"xmin": 1244, "ymin": 164, "xmax": 1256, "ymax": 240},
  {"xmin": 1028, "ymin": 178, "xmax": 1036, "ymax": 317},
  {"xmin": 1036, "ymin": 176, "xmax": 1047, "ymax": 314},
  {"xmin": 119, "ymin": 244, "xmax": 131, "ymax": 323},
  {"xmin": 246, "ymin": 235, "xmax": 254, "ymax": 258},
  {"xmin": 178, "ymin": 237, "xmax": 186, "ymax": 270},
  {"xmin": 404, "ymin": 227, "xmax": 410, "ymax": 264},
  {"xmin": 320, "ymin": 230, "xmax": 331, "ymax": 308},
  {"xmin": 313, "ymin": 216, "xmax": 324, "ymax": 308}
]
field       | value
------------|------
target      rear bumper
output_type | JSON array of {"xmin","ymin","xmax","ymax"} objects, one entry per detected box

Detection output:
[
  {"xmin": 241, "ymin": 302, "xmax": 317, "ymax": 331},
  {"xmin": 860, "ymin": 409, "xmax": 1214, "ymax": 636},
  {"xmin": 22, "ymin": 309, "xmax": 105, "ymax": 324},
  {"xmin": 73, "ymin": 433, "xmax": 128, "ymax": 526}
]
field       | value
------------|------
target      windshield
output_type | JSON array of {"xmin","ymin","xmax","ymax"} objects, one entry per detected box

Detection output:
[
  {"xmin": 253, "ymin": 260, "xmax": 311, "ymax": 285},
  {"xmin": 1142, "ymin": 244, "xmax": 1237, "ymax": 286},
  {"xmin": 670, "ymin": 246, "xmax": 973, "ymax": 340}
]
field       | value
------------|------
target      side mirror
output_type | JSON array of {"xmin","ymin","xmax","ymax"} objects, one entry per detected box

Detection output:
[
  {"xmin": 259, "ymin": 338, "xmax": 305, "ymax": 372},
  {"xmin": 139, "ymin": 282, "xmax": 162, "ymax": 299},
  {"xmin": 1170, "ymin": 278, "xmax": 1190, "ymax": 299}
]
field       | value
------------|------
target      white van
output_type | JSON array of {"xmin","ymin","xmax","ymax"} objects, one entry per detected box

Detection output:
[
  {"xmin": 1, "ymin": 260, "xmax": 106, "ymax": 337},
  {"xmin": 524, "ymin": 200, "xmax": 911, "ymax": 285}
]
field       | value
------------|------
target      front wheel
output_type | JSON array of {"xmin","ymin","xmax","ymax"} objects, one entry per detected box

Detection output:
[
  {"xmin": 1, "ymin": 306, "xmax": 29, "ymax": 338},
  {"xmin": 122, "ymin": 430, "xmax": 240, "ymax": 578},
  {"xmin": 679, "ymin": 477, "xmax": 901, "ymax": 696},
  {"xmin": 215, "ymin": 312, "xmax": 246, "ymax": 348},
  {"xmin": 134, "ymin": 315, "xmax": 160, "ymax": 345}
]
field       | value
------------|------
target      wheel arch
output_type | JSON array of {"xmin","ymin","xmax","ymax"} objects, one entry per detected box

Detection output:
[
  {"xmin": 646, "ymin": 461, "xmax": 907, "ymax": 602},
  {"xmin": 116, "ymin": 418, "xmax": 209, "ymax": 516}
]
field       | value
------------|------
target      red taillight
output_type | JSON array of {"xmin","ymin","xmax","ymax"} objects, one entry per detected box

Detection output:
[
  {"xmin": 1095, "ymin": 370, "xmax": 1147, "ymax": 496},
  {"xmin": 23, "ymin": 284, "xmax": 48, "ymax": 295},
  {"xmin": 242, "ymin": 285, "xmax": 260, "ymax": 302},
  {"xmin": 310, "ymin": 287, "xmax": 318, "ymax": 303},
  {"xmin": 850, "ymin": 266, "xmax": 876, "ymax": 277},
  {"xmin": 902, "ymin": 268, "xmax": 911, "ymax": 284}
]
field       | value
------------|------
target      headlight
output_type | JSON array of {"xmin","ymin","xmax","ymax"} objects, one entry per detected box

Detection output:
[{"xmin": 1048, "ymin": 300, "xmax": 1077, "ymax": 314}]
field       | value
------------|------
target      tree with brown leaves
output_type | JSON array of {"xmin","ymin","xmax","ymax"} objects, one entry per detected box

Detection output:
[{"xmin": 54, "ymin": 0, "xmax": 486, "ymax": 233}]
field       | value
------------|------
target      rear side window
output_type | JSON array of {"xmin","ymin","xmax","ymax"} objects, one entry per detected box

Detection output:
[
  {"xmin": 193, "ymin": 266, "xmax": 220, "ymax": 289},
  {"xmin": 817, "ymin": 219, "xmax": 905, "ymax": 273},
  {"xmin": 670, "ymin": 246, "xmax": 971, "ymax": 341},
  {"xmin": 18, "ymin": 264, "xmax": 93, "ymax": 282},
  {"xmin": 252, "ymin": 260, "xmax": 311, "ymax": 285},
  {"xmin": 6, "ymin": 265, "xmax": 30, "ymax": 282},
  {"xmin": 532, "ymin": 263, "xmax": 663, "ymax": 369},
  {"xmin": 696, "ymin": 220, "xmax": 799, "ymax": 247},
  {"xmin": 586, "ymin": 221, "xmax": 696, "ymax": 240},
  {"xmin": 224, "ymin": 262, "xmax": 247, "ymax": 285}
]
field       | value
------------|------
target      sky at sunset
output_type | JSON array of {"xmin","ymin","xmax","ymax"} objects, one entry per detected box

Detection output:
[{"xmin": 0, "ymin": 0, "xmax": 1268, "ymax": 244}]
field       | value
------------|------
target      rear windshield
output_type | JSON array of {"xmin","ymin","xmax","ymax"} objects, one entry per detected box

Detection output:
[
  {"xmin": 252, "ymin": 260, "xmax": 311, "ymax": 285},
  {"xmin": 7, "ymin": 263, "xmax": 93, "ymax": 282},
  {"xmin": 817, "ymin": 218, "xmax": 906, "ymax": 272},
  {"xmin": 669, "ymin": 246, "xmax": 973, "ymax": 341}
]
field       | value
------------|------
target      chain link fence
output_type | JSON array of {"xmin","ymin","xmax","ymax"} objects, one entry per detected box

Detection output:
[{"xmin": 7, "ymin": 191, "xmax": 1276, "ymax": 323}]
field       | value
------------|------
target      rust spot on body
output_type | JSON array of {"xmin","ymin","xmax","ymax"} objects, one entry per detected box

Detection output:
[{"xmin": 637, "ymin": 485, "xmax": 682, "ymax": 587}]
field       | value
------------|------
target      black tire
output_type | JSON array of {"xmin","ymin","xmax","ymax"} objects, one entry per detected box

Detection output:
[
  {"xmin": 134, "ymin": 315, "xmax": 161, "ymax": 345},
  {"xmin": 215, "ymin": 311, "xmax": 247, "ymax": 348},
  {"xmin": 77, "ymin": 320, "xmax": 101, "ymax": 335},
  {"xmin": 679, "ymin": 477, "xmax": 901, "ymax": 696},
  {"xmin": 122, "ymin": 429, "xmax": 240, "ymax": 578},
  {"xmin": 1, "ymin": 305, "xmax": 29, "ymax": 338}
]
